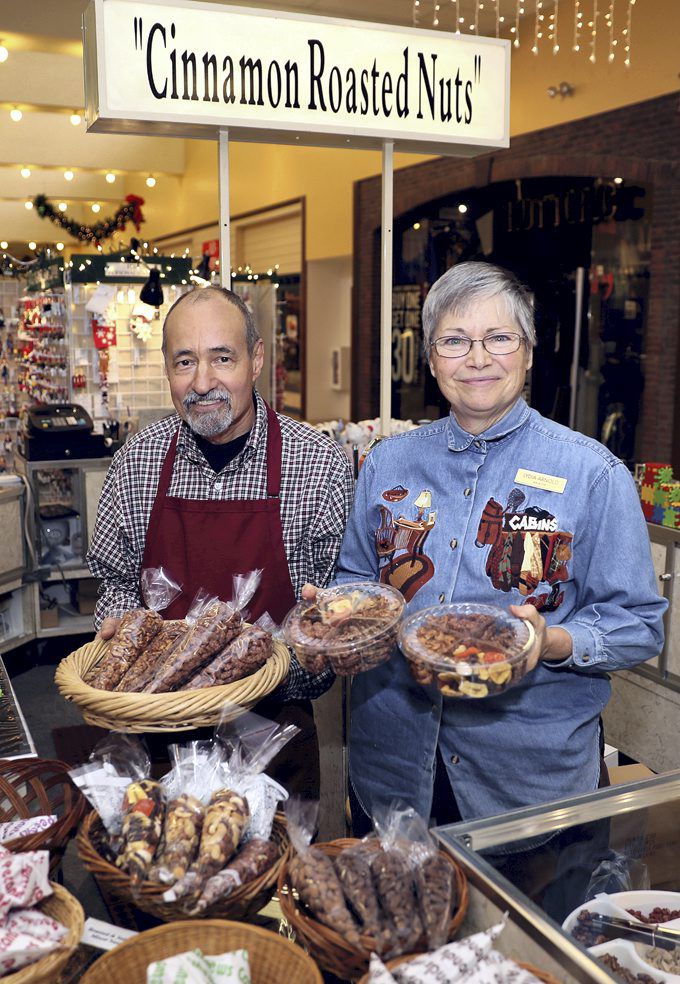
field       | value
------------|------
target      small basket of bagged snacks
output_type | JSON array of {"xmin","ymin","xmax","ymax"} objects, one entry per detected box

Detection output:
[
  {"xmin": 398, "ymin": 602, "xmax": 536, "ymax": 699},
  {"xmin": 74, "ymin": 710, "xmax": 293, "ymax": 923},
  {"xmin": 277, "ymin": 800, "xmax": 468, "ymax": 981},
  {"xmin": 282, "ymin": 581, "xmax": 404, "ymax": 675},
  {"xmin": 79, "ymin": 918, "xmax": 323, "ymax": 984},
  {"xmin": 0, "ymin": 758, "xmax": 87, "ymax": 875},
  {"xmin": 0, "ymin": 845, "xmax": 84, "ymax": 983},
  {"xmin": 356, "ymin": 918, "xmax": 561, "ymax": 984},
  {"xmin": 55, "ymin": 567, "xmax": 290, "ymax": 732}
]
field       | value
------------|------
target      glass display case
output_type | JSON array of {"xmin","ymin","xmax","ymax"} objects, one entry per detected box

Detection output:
[{"xmin": 435, "ymin": 770, "xmax": 680, "ymax": 982}]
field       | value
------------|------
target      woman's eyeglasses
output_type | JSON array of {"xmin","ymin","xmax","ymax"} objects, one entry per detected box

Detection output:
[{"xmin": 431, "ymin": 332, "xmax": 523, "ymax": 358}]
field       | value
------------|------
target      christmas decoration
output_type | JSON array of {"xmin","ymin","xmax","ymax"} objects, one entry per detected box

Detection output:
[
  {"xmin": 32, "ymin": 194, "xmax": 145, "ymax": 245},
  {"xmin": 411, "ymin": 0, "xmax": 634, "ymax": 65},
  {"xmin": 91, "ymin": 318, "xmax": 116, "ymax": 350}
]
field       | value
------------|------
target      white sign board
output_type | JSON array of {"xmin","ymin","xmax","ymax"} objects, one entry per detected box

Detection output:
[{"xmin": 83, "ymin": 0, "xmax": 510, "ymax": 155}]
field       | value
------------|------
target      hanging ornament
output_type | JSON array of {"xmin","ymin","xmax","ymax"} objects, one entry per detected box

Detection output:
[{"xmin": 91, "ymin": 318, "xmax": 117, "ymax": 350}]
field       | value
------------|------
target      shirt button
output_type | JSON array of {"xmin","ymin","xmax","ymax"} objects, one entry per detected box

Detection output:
[
  {"xmin": 450, "ymin": 538, "xmax": 458, "ymax": 550},
  {"xmin": 451, "ymin": 754, "xmax": 460, "ymax": 765},
  {"xmin": 582, "ymin": 654, "xmax": 590, "ymax": 662},
  {"xmin": 474, "ymin": 440, "xmax": 481, "ymax": 448},
  {"xmin": 439, "ymin": 593, "xmax": 446, "ymax": 603},
  {"xmin": 463, "ymin": 488, "xmax": 472, "ymax": 497}
]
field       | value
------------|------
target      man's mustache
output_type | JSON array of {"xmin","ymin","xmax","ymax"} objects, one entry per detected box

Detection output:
[{"xmin": 183, "ymin": 388, "xmax": 231, "ymax": 409}]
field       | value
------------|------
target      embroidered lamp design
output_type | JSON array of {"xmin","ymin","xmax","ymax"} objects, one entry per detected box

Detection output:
[{"xmin": 414, "ymin": 489, "xmax": 432, "ymax": 521}]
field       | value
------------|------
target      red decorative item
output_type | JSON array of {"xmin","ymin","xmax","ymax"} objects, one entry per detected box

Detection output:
[
  {"xmin": 91, "ymin": 319, "xmax": 116, "ymax": 350},
  {"xmin": 125, "ymin": 195, "xmax": 145, "ymax": 231}
]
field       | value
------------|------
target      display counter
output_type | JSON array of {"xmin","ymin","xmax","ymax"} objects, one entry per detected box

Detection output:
[
  {"xmin": 603, "ymin": 523, "xmax": 680, "ymax": 774},
  {"xmin": 436, "ymin": 769, "xmax": 680, "ymax": 982}
]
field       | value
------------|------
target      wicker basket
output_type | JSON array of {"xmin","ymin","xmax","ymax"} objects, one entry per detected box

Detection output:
[
  {"xmin": 277, "ymin": 837, "xmax": 469, "ymax": 981},
  {"xmin": 54, "ymin": 636, "xmax": 290, "ymax": 732},
  {"xmin": 356, "ymin": 953, "xmax": 561, "ymax": 983},
  {"xmin": 77, "ymin": 809, "xmax": 289, "ymax": 923},
  {"xmin": 3, "ymin": 882, "xmax": 84, "ymax": 984},
  {"xmin": 79, "ymin": 918, "xmax": 322, "ymax": 984},
  {"xmin": 0, "ymin": 758, "xmax": 87, "ymax": 873}
]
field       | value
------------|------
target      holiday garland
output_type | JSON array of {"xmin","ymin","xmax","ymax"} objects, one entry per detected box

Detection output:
[{"xmin": 32, "ymin": 193, "xmax": 145, "ymax": 244}]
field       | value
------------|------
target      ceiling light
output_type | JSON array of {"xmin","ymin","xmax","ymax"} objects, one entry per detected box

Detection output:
[
  {"xmin": 9, "ymin": 107, "xmax": 22, "ymax": 122},
  {"xmin": 413, "ymin": 222, "xmax": 421, "ymax": 230},
  {"xmin": 0, "ymin": 242, "xmax": 7, "ymax": 250},
  {"xmin": 614, "ymin": 176, "xmax": 624, "ymax": 184},
  {"xmin": 91, "ymin": 203, "xmax": 101, "ymax": 213},
  {"xmin": 24, "ymin": 200, "xmax": 33, "ymax": 210},
  {"xmin": 458, "ymin": 203, "xmax": 468, "ymax": 214},
  {"xmin": 58, "ymin": 202, "xmax": 67, "ymax": 212},
  {"xmin": 64, "ymin": 170, "xmax": 74, "ymax": 181},
  {"xmin": 70, "ymin": 112, "xmax": 82, "ymax": 126},
  {"xmin": 56, "ymin": 242, "xmax": 64, "ymax": 251},
  {"xmin": 0, "ymin": 43, "xmax": 8, "ymax": 63},
  {"xmin": 105, "ymin": 172, "xmax": 116, "ymax": 184},
  {"xmin": 28, "ymin": 241, "xmax": 36, "ymax": 250},
  {"xmin": 20, "ymin": 167, "xmax": 31, "ymax": 179},
  {"xmin": 145, "ymin": 175, "xmax": 156, "ymax": 188}
]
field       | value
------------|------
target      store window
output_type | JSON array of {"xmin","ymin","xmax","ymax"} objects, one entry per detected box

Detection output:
[{"xmin": 390, "ymin": 176, "xmax": 651, "ymax": 466}]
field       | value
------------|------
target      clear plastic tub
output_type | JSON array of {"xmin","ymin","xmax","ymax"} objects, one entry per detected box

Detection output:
[
  {"xmin": 398, "ymin": 603, "xmax": 536, "ymax": 699},
  {"xmin": 282, "ymin": 582, "xmax": 405, "ymax": 676}
]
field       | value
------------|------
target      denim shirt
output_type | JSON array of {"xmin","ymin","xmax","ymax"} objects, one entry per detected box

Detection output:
[{"xmin": 336, "ymin": 399, "xmax": 667, "ymax": 822}]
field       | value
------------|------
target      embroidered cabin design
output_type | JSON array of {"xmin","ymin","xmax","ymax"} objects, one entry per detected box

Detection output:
[{"xmin": 475, "ymin": 488, "xmax": 573, "ymax": 612}]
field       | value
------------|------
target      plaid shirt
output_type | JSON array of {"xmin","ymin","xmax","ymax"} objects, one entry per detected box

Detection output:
[{"xmin": 87, "ymin": 391, "xmax": 354, "ymax": 700}]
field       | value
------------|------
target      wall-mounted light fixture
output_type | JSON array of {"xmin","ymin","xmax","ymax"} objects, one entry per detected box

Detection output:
[{"xmin": 547, "ymin": 81, "xmax": 574, "ymax": 98}]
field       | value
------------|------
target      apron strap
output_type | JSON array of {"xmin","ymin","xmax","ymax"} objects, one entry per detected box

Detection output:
[
  {"xmin": 265, "ymin": 403, "xmax": 283, "ymax": 499},
  {"xmin": 157, "ymin": 429, "xmax": 180, "ymax": 498}
]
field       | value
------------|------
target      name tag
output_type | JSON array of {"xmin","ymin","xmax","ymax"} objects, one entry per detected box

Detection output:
[{"xmin": 514, "ymin": 468, "xmax": 567, "ymax": 493}]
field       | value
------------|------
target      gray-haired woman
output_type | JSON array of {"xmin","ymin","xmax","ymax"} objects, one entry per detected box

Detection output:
[{"xmin": 327, "ymin": 260, "xmax": 666, "ymax": 829}]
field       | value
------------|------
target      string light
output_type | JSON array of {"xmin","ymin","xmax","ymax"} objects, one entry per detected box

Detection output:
[
  {"xmin": 574, "ymin": 0, "xmax": 583, "ymax": 51},
  {"xmin": 513, "ymin": 0, "xmax": 521, "ymax": 47},
  {"xmin": 56, "ymin": 242, "xmax": 64, "ymax": 250},
  {"xmin": 532, "ymin": 0, "xmax": 543, "ymax": 54},
  {"xmin": 412, "ymin": 0, "xmax": 420, "ymax": 26},
  {"xmin": 433, "ymin": 2, "xmax": 440, "ymax": 27},
  {"xmin": 551, "ymin": 0, "xmax": 560, "ymax": 53},
  {"xmin": 58, "ymin": 202, "xmax": 67, "ymax": 212},
  {"xmin": 0, "ymin": 242, "xmax": 7, "ymax": 250},
  {"xmin": 64, "ymin": 170, "xmax": 74, "ymax": 181},
  {"xmin": 474, "ymin": 0, "xmax": 480, "ymax": 34},
  {"xmin": 91, "ymin": 203, "xmax": 101, "ymax": 213},
  {"xmin": 624, "ymin": 0, "xmax": 635, "ymax": 67},
  {"xmin": 105, "ymin": 172, "xmax": 116, "ymax": 184},
  {"xmin": 451, "ymin": 0, "xmax": 461, "ymax": 34},
  {"xmin": 24, "ymin": 200, "xmax": 33, "ymax": 210},
  {"xmin": 495, "ymin": 0, "xmax": 500, "ymax": 38},
  {"xmin": 9, "ymin": 107, "xmax": 22, "ymax": 122},
  {"xmin": 589, "ymin": 0, "xmax": 599, "ymax": 62},
  {"xmin": 606, "ymin": 1, "xmax": 616, "ymax": 62},
  {"xmin": 20, "ymin": 167, "xmax": 31, "ymax": 179},
  {"xmin": 28, "ymin": 242, "xmax": 36, "ymax": 250},
  {"xmin": 146, "ymin": 175, "xmax": 156, "ymax": 188}
]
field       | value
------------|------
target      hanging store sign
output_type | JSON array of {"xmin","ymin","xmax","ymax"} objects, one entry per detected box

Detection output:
[{"xmin": 83, "ymin": 0, "xmax": 510, "ymax": 155}]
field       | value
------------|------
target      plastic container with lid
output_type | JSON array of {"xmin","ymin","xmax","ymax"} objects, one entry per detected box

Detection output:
[
  {"xmin": 398, "ymin": 603, "xmax": 536, "ymax": 699},
  {"xmin": 282, "ymin": 581, "xmax": 405, "ymax": 676}
]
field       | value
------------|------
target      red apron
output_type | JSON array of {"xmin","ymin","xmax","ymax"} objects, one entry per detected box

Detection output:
[
  {"xmin": 139, "ymin": 405, "xmax": 319, "ymax": 798},
  {"xmin": 141, "ymin": 403, "xmax": 297, "ymax": 623}
]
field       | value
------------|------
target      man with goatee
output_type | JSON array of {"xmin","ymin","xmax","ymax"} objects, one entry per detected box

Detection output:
[{"xmin": 87, "ymin": 286, "xmax": 354, "ymax": 795}]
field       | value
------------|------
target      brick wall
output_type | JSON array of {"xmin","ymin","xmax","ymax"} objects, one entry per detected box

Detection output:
[{"xmin": 352, "ymin": 93, "xmax": 680, "ymax": 469}]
